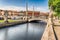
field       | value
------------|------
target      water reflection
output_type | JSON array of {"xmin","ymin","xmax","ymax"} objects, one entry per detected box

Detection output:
[{"xmin": 0, "ymin": 22, "xmax": 46, "ymax": 40}]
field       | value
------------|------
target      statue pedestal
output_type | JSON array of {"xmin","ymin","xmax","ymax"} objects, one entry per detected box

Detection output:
[{"xmin": 4, "ymin": 10, "xmax": 9, "ymax": 23}]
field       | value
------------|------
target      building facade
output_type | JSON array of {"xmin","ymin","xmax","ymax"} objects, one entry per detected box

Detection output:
[{"xmin": 0, "ymin": 9, "xmax": 49, "ymax": 20}]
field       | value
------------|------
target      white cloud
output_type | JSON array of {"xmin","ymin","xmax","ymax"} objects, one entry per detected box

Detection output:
[
  {"xmin": 35, "ymin": 7, "xmax": 49, "ymax": 12},
  {"xmin": 0, "ymin": 6, "xmax": 26, "ymax": 11},
  {"xmin": 0, "ymin": 5, "xmax": 49, "ymax": 12}
]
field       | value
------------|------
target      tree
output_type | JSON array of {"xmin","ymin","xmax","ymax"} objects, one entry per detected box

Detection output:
[
  {"xmin": 48, "ymin": 0, "xmax": 60, "ymax": 17},
  {"xmin": 55, "ymin": 2, "xmax": 60, "ymax": 14}
]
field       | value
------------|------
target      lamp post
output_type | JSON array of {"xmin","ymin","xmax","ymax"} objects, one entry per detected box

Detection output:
[
  {"xmin": 25, "ymin": 0, "xmax": 29, "ymax": 40},
  {"xmin": 32, "ymin": 5, "xmax": 34, "ymax": 19}
]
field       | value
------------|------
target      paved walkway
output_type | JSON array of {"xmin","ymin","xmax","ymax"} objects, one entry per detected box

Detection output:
[{"xmin": 54, "ymin": 26, "xmax": 60, "ymax": 40}]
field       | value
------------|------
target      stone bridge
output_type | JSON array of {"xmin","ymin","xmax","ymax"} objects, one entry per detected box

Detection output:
[
  {"xmin": 22, "ymin": 16, "xmax": 48, "ymax": 22},
  {"xmin": 28, "ymin": 17, "xmax": 48, "ymax": 22}
]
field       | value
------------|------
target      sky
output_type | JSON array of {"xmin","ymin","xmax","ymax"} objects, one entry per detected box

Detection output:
[{"xmin": 0, "ymin": 0, "xmax": 49, "ymax": 12}]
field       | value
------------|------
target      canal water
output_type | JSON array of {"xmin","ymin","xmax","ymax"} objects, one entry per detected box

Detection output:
[{"xmin": 0, "ymin": 21, "xmax": 46, "ymax": 40}]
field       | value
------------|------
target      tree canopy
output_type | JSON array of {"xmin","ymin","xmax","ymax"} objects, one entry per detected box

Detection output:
[{"xmin": 48, "ymin": 0, "xmax": 60, "ymax": 17}]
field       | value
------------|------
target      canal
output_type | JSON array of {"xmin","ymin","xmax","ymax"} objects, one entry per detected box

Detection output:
[{"xmin": 0, "ymin": 21, "xmax": 46, "ymax": 40}]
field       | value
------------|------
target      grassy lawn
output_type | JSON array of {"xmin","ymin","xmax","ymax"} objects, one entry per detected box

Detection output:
[
  {"xmin": 8, "ymin": 20, "xmax": 18, "ymax": 22},
  {"xmin": 0, "ymin": 20, "xmax": 4, "ymax": 23},
  {"xmin": 0, "ymin": 20, "xmax": 18, "ymax": 23}
]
